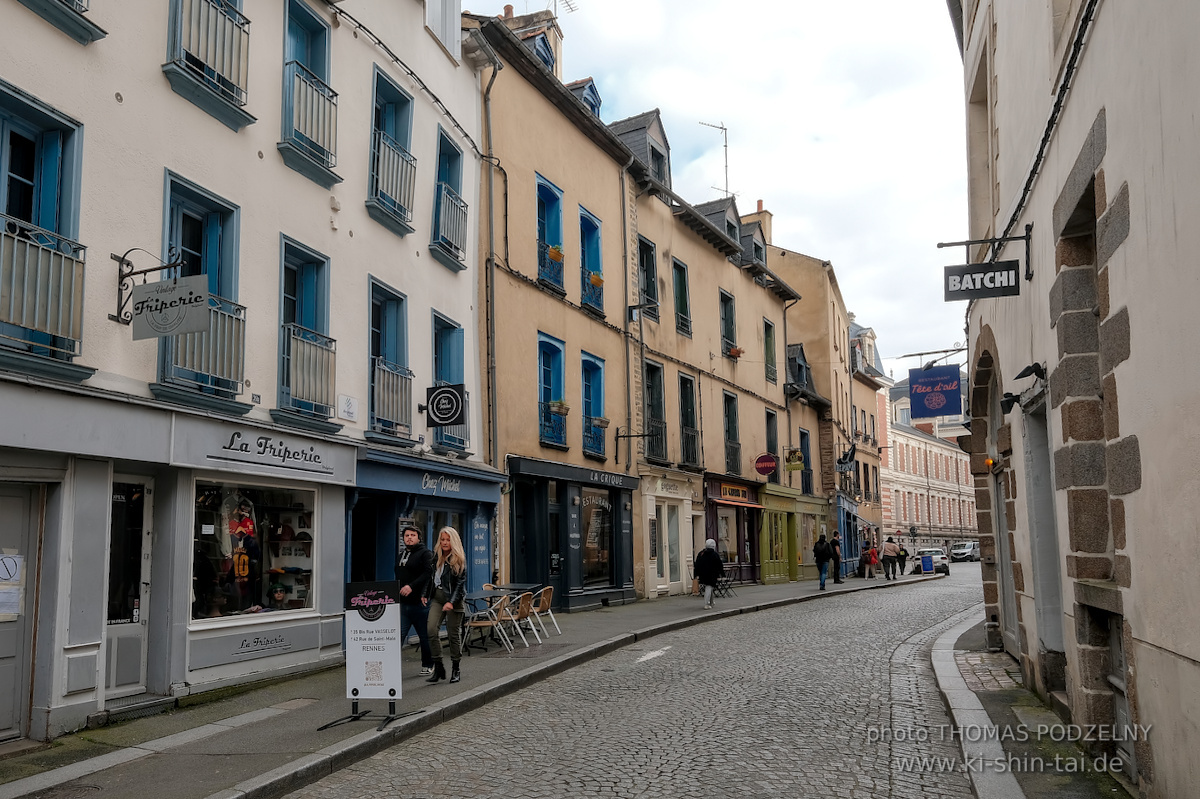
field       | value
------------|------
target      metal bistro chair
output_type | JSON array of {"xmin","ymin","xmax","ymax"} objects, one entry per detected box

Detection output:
[
  {"xmin": 501, "ymin": 591, "xmax": 542, "ymax": 647},
  {"xmin": 714, "ymin": 573, "xmax": 737, "ymax": 598},
  {"xmin": 529, "ymin": 585, "xmax": 561, "ymax": 636},
  {"xmin": 464, "ymin": 594, "xmax": 513, "ymax": 654}
]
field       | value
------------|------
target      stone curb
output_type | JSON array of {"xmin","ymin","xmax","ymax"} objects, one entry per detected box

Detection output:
[{"xmin": 930, "ymin": 605, "xmax": 1026, "ymax": 799}]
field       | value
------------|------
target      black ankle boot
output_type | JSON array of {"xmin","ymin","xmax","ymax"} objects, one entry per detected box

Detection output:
[
  {"xmin": 449, "ymin": 660, "xmax": 461, "ymax": 684},
  {"xmin": 425, "ymin": 660, "xmax": 446, "ymax": 683}
]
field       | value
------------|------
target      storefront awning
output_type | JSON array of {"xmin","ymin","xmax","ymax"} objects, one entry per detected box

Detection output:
[{"xmin": 713, "ymin": 497, "xmax": 765, "ymax": 510}]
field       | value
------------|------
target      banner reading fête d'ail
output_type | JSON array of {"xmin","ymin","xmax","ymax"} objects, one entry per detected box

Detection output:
[{"xmin": 908, "ymin": 366, "xmax": 962, "ymax": 419}]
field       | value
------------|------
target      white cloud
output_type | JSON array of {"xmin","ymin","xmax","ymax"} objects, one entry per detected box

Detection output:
[{"xmin": 474, "ymin": 0, "xmax": 970, "ymax": 374}]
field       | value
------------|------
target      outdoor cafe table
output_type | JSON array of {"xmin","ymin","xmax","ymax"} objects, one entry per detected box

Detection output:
[
  {"xmin": 462, "ymin": 589, "xmax": 514, "ymax": 653},
  {"xmin": 492, "ymin": 583, "xmax": 541, "ymax": 592}
]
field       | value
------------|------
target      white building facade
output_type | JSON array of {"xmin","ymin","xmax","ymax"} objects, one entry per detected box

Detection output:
[{"xmin": 0, "ymin": 0, "xmax": 496, "ymax": 742}]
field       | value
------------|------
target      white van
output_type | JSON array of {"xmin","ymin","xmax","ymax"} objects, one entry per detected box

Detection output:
[{"xmin": 950, "ymin": 541, "xmax": 980, "ymax": 562}]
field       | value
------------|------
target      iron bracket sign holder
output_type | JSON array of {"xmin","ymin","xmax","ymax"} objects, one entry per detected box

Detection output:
[
  {"xmin": 936, "ymin": 223, "xmax": 1034, "ymax": 281},
  {"xmin": 110, "ymin": 246, "xmax": 185, "ymax": 325},
  {"xmin": 614, "ymin": 425, "xmax": 653, "ymax": 465},
  {"xmin": 318, "ymin": 700, "xmax": 424, "ymax": 732}
]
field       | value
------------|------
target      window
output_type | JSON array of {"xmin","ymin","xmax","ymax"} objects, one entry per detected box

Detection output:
[
  {"xmin": 752, "ymin": 240, "xmax": 765, "ymax": 264},
  {"xmin": 538, "ymin": 333, "xmax": 565, "ymax": 446},
  {"xmin": 580, "ymin": 487, "xmax": 613, "ymax": 586},
  {"xmin": 579, "ymin": 207, "xmax": 603, "ymax": 311},
  {"xmin": 425, "ymin": 0, "xmax": 463, "ymax": 59},
  {"xmin": 870, "ymin": 414, "xmax": 876, "ymax": 439},
  {"xmin": 432, "ymin": 313, "xmax": 467, "ymax": 449},
  {"xmin": 672, "ymin": 259, "xmax": 691, "ymax": 335},
  {"xmin": 719, "ymin": 291, "xmax": 736, "ymax": 355},
  {"xmin": 369, "ymin": 281, "xmax": 410, "ymax": 435},
  {"xmin": 531, "ymin": 33, "xmax": 554, "ymax": 70},
  {"xmin": 637, "ymin": 237, "xmax": 659, "ymax": 321},
  {"xmin": 366, "ymin": 70, "xmax": 416, "ymax": 235},
  {"xmin": 644, "ymin": 361, "xmax": 667, "ymax": 462},
  {"xmin": 168, "ymin": 178, "xmax": 237, "ymax": 301},
  {"xmin": 163, "ymin": 0, "xmax": 252, "ymax": 130},
  {"xmin": 649, "ymin": 145, "xmax": 667, "ymax": 184},
  {"xmin": 280, "ymin": 1, "xmax": 339, "ymax": 186},
  {"xmin": 797, "ymin": 428, "xmax": 813, "ymax": 493},
  {"xmin": 579, "ymin": 82, "xmax": 601, "ymax": 117},
  {"xmin": 765, "ymin": 409, "xmax": 779, "ymax": 484},
  {"xmin": 582, "ymin": 353, "xmax": 605, "ymax": 456},
  {"xmin": 723, "ymin": 392, "xmax": 740, "ymax": 474},
  {"xmin": 899, "ymin": 405, "xmax": 911, "ymax": 425},
  {"xmin": 725, "ymin": 219, "xmax": 739, "ymax": 241},
  {"xmin": 0, "ymin": 85, "xmax": 85, "ymax": 363},
  {"xmin": 679, "ymin": 373, "xmax": 698, "ymax": 467},
  {"xmin": 431, "ymin": 129, "xmax": 467, "ymax": 269},
  {"xmin": 536, "ymin": 175, "xmax": 564, "ymax": 290},
  {"xmin": 192, "ymin": 482, "xmax": 316, "ymax": 619},
  {"xmin": 279, "ymin": 239, "xmax": 333, "ymax": 418},
  {"xmin": 763, "ymin": 319, "xmax": 777, "ymax": 382}
]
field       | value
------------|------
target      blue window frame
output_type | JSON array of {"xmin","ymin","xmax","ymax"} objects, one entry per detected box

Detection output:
[
  {"xmin": 432, "ymin": 312, "xmax": 467, "ymax": 449},
  {"xmin": 367, "ymin": 69, "xmax": 416, "ymax": 235},
  {"xmin": 0, "ymin": 83, "xmax": 85, "ymax": 363},
  {"xmin": 582, "ymin": 352, "xmax": 605, "ymax": 456},
  {"xmin": 369, "ymin": 280, "xmax": 410, "ymax": 434},
  {"xmin": 579, "ymin": 206, "xmax": 602, "ymax": 310},
  {"xmin": 580, "ymin": 82, "xmax": 601, "ymax": 117},
  {"xmin": 672, "ymin": 259, "xmax": 690, "ymax": 335},
  {"xmin": 431, "ymin": 129, "xmax": 467, "ymax": 268},
  {"xmin": 278, "ymin": 238, "xmax": 333, "ymax": 417},
  {"xmin": 637, "ymin": 237, "xmax": 658, "ymax": 321},
  {"xmin": 532, "ymin": 34, "xmax": 555, "ymax": 71},
  {"xmin": 280, "ymin": 0, "xmax": 339, "ymax": 185},
  {"xmin": 163, "ymin": 0, "xmax": 253, "ymax": 131},
  {"xmin": 719, "ymin": 290, "xmax": 736, "ymax": 354},
  {"xmin": 538, "ymin": 333, "xmax": 566, "ymax": 446},
  {"xmin": 167, "ymin": 176, "xmax": 237, "ymax": 300},
  {"xmin": 536, "ymin": 175, "xmax": 564, "ymax": 290}
]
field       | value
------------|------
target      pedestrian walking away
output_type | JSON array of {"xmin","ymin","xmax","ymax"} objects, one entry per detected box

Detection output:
[
  {"xmin": 881, "ymin": 536, "xmax": 900, "ymax": 580},
  {"xmin": 897, "ymin": 536, "xmax": 909, "ymax": 577},
  {"xmin": 830, "ymin": 534, "xmax": 844, "ymax": 583},
  {"xmin": 693, "ymin": 539, "xmax": 724, "ymax": 609},
  {"xmin": 812, "ymin": 533, "xmax": 833, "ymax": 590},
  {"xmin": 395, "ymin": 525, "xmax": 436, "ymax": 676},
  {"xmin": 424, "ymin": 526, "xmax": 467, "ymax": 684}
]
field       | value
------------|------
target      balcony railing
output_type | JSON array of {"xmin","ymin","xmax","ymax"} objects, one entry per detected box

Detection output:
[
  {"xmin": 765, "ymin": 361, "xmax": 777, "ymax": 382},
  {"xmin": 62, "ymin": 0, "xmax": 88, "ymax": 12},
  {"xmin": 724, "ymin": 440, "xmax": 741, "ymax": 475},
  {"xmin": 582, "ymin": 416, "xmax": 606, "ymax": 457},
  {"xmin": 537, "ymin": 240, "xmax": 563, "ymax": 290},
  {"xmin": 163, "ymin": 296, "xmax": 245, "ymax": 394},
  {"xmin": 538, "ymin": 401, "xmax": 566, "ymax": 446},
  {"xmin": 432, "ymin": 182, "xmax": 468, "ymax": 260},
  {"xmin": 799, "ymin": 468, "xmax": 814, "ymax": 495},
  {"xmin": 371, "ymin": 357, "xmax": 413, "ymax": 436},
  {"xmin": 680, "ymin": 424, "xmax": 700, "ymax": 468},
  {"xmin": 280, "ymin": 322, "xmax": 335, "ymax": 417},
  {"xmin": 581, "ymin": 268, "xmax": 603, "ymax": 311},
  {"xmin": 676, "ymin": 313, "xmax": 691, "ymax": 336},
  {"xmin": 283, "ymin": 60, "xmax": 338, "ymax": 168},
  {"xmin": 432, "ymin": 383, "xmax": 469, "ymax": 450},
  {"xmin": 721, "ymin": 337, "xmax": 737, "ymax": 357},
  {"xmin": 171, "ymin": 0, "xmax": 251, "ymax": 107},
  {"xmin": 0, "ymin": 213, "xmax": 86, "ymax": 359},
  {"xmin": 369, "ymin": 130, "xmax": 417, "ymax": 224},
  {"xmin": 646, "ymin": 417, "xmax": 667, "ymax": 462}
]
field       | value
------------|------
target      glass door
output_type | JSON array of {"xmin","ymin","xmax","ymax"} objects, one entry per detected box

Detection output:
[{"xmin": 105, "ymin": 480, "xmax": 153, "ymax": 699}]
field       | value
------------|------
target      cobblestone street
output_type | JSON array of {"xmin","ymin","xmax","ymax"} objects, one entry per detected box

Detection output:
[{"xmin": 286, "ymin": 571, "xmax": 984, "ymax": 799}]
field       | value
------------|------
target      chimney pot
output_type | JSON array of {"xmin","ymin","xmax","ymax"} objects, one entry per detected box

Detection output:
[
  {"xmin": 757, "ymin": 199, "xmax": 763, "ymax": 212},
  {"xmin": 504, "ymin": 4, "xmax": 513, "ymax": 18}
]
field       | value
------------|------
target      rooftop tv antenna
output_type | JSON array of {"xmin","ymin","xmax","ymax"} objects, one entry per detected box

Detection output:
[
  {"xmin": 550, "ymin": 0, "xmax": 579, "ymax": 14},
  {"xmin": 699, "ymin": 121, "xmax": 731, "ymax": 197}
]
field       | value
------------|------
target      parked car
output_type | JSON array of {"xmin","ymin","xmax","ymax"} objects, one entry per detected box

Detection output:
[
  {"xmin": 912, "ymin": 547, "xmax": 950, "ymax": 575},
  {"xmin": 950, "ymin": 541, "xmax": 980, "ymax": 562}
]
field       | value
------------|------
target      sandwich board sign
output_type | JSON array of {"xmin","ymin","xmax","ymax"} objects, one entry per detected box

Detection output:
[{"xmin": 344, "ymin": 582, "xmax": 402, "ymax": 700}]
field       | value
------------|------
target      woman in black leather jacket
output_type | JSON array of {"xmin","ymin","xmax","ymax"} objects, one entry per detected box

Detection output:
[{"xmin": 424, "ymin": 526, "xmax": 468, "ymax": 684}]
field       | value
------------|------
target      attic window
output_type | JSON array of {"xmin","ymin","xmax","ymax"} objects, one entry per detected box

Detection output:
[
  {"xmin": 726, "ymin": 219, "xmax": 738, "ymax": 240},
  {"xmin": 650, "ymin": 147, "xmax": 667, "ymax": 183},
  {"xmin": 753, "ymin": 241, "xmax": 765, "ymax": 263},
  {"xmin": 582, "ymin": 83, "xmax": 601, "ymax": 117},
  {"xmin": 532, "ymin": 34, "xmax": 555, "ymax": 70}
]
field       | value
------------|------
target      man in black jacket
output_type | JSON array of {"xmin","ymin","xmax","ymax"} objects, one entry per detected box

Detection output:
[
  {"xmin": 694, "ymin": 539, "xmax": 725, "ymax": 609},
  {"xmin": 395, "ymin": 526, "xmax": 435, "ymax": 676}
]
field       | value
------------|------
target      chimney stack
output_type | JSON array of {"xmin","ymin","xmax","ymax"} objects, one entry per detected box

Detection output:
[
  {"xmin": 504, "ymin": 4, "xmax": 513, "ymax": 18},
  {"xmin": 757, "ymin": 199, "xmax": 763, "ymax": 212}
]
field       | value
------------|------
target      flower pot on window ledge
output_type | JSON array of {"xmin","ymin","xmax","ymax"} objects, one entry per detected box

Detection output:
[
  {"xmin": 588, "ymin": 271, "xmax": 604, "ymax": 287},
  {"xmin": 548, "ymin": 401, "xmax": 570, "ymax": 416},
  {"xmin": 727, "ymin": 346, "xmax": 745, "ymax": 358},
  {"xmin": 547, "ymin": 245, "xmax": 564, "ymax": 263}
]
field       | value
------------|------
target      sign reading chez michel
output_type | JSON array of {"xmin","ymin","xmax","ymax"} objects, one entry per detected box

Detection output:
[{"xmin": 131, "ymin": 274, "xmax": 211, "ymax": 340}]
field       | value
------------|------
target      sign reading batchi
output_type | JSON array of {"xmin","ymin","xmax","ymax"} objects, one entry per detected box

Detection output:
[
  {"xmin": 944, "ymin": 259, "xmax": 1021, "ymax": 301},
  {"xmin": 908, "ymin": 365, "xmax": 963, "ymax": 419},
  {"xmin": 425, "ymin": 383, "xmax": 466, "ymax": 427},
  {"xmin": 344, "ymin": 582, "xmax": 402, "ymax": 700},
  {"xmin": 131, "ymin": 274, "xmax": 211, "ymax": 340}
]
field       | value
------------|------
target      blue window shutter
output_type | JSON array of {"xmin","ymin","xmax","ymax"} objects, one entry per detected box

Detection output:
[
  {"xmin": 539, "ymin": 347, "xmax": 552, "ymax": 403},
  {"xmin": 202, "ymin": 212, "xmax": 222, "ymax": 296},
  {"xmin": 35, "ymin": 130, "xmax": 62, "ymax": 233},
  {"xmin": 582, "ymin": 366, "xmax": 593, "ymax": 418},
  {"xmin": 379, "ymin": 299, "xmax": 400, "ymax": 363},
  {"xmin": 298, "ymin": 262, "xmax": 318, "ymax": 330},
  {"xmin": 287, "ymin": 16, "xmax": 308, "ymax": 66},
  {"xmin": 450, "ymin": 325, "xmax": 464, "ymax": 383}
]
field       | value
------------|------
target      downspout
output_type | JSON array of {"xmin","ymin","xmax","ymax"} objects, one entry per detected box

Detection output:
[
  {"xmin": 782, "ymin": 297, "xmax": 798, "ymax": 489},
  {"xmin": 619, "ymin": 154, "xmax": 635, "ymax": 472}
]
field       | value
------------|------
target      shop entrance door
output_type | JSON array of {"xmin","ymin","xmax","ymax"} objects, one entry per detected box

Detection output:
[
  {"xmin": 0, "ymin": 485, "xmax": 38, "ymax": 741},
  {"xmin": 104, "ymin": 480, "xmax": 153, "ymax": 699},
  {"xmin": 653, "ymin": 503, "xmax": 683, "ymax": 595}
]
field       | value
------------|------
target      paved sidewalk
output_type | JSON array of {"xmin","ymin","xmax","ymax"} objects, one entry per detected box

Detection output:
[{"xmin": 0, "ymin": 574, "xmax": 938, "ymax": 799}]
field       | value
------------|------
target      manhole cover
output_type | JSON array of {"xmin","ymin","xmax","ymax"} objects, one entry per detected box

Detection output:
[{"xmin": 29, "ymin": 786, "xmax": 101, "ymax": 799}]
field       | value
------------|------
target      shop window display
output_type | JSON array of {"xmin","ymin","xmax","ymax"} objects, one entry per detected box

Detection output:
[
  {"xmin": 192, "ymin": 482, "xmax": 316, "ymax": 619},
  {"xmin": 581, "ymin": 487, "xmax": 612, "ymax": 586}
]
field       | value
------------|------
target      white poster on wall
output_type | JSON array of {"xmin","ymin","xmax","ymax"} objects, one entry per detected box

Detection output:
[{"xmin": 344, "ymin": 582, "xmax": 403, "ymax": 700}]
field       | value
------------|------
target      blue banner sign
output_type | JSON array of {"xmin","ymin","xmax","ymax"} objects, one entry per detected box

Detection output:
[{"xmin": 909, "ymin": 365, "xmax": 962, "ymax": 419}]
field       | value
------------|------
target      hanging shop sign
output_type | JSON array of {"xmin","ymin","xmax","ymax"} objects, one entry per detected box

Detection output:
[
  {"xmin": 943, "ymin": 260, "xmax": 1021, "ymax": 301},
  {"xmin": 783, "ymin": 450, "xmax": 806, "ymax": 472},
  {"xmin": 908, "ymin": 365, "xmax": 963, "ymax": 419},
  {"xmin": 424, "ymin": 384, "xmax": 466, "ymax": 427},
  {"xmin": 131, "ymin": 274, "xmax": 211, "ymax": 340},
  {"xmin": 344, "ymin": 582, "xmax": 402, "ymax": 700},
  {"xmin": 754, "ymin": 453, "xmax": 779, "ymax": 475}
]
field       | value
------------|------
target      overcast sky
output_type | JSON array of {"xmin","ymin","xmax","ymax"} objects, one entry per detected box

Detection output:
[{"xmin": 470, "ymin": 0, "xmax": 970, "ymax": 380}]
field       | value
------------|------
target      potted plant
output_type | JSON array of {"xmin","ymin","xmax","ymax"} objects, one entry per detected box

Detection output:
[
  {"xmin": 547, "ymin": 400, "xmax": 570, "ymax": 416},
  {"xmin": 588, "ymin": 271, "xmax": 603, "ymax": 287},
  {"xmin": 547, "ymin": 244, "xmax": 564, "ymax": 263},
  {"xmin": 728, "ymin": 346, "xmax": 745, "ymax": 358}
]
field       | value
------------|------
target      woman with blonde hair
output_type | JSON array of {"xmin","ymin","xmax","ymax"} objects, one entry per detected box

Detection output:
[{"xmin": 423, "ymin": 527, "xmax": 467, "ymax": 684}]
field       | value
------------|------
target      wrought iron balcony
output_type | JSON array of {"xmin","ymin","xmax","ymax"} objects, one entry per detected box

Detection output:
[
  {"xmin": 645, "ymin": 417, "xmax": 667, "ymax": 462},
  {"xmin": 0, "ymin": 213, "xmax": 86, "ymax": 360},
  {"xmin": 724, "ymin": 440, "xmax": 741, "ymax": 475},
  {"xmin": 582, "ymin": 416, "xmax": 606, "ymax": 457},
  {"xmin": 369, "ymin": 130, "xmax": 417, "ymax": 225},
  {"xmin": 581, "ymin": 268, "xmax": 603, "ymax": 311},
  {"xmin": 170, "ymin": 0, "xmax": 250, "ymax": 107},
  {"xmin": 765, "ymin": 362, "xmax": 777, "ymax": 383},
  {"xmin": 676, "ymin": 312, "xmax": 691, "ymax": 336},
  {"xmin": 163, "ymin": 296, "xmax": 245, "ymax": 394},
  {"xmin": 432, "ymin": 182, "xmax": 468, "ymax": 262},
  {"xmin": 680, "ymin": 424, "xmax": 700, "ymax": 468},
  {"xmin": 280, "ymin": 322, "xmax": 336, "ymax": 417},
  {"xmin": 371, "ymin": 357, "xmax": 413, "ymax": 436},
  {"xmin": 539, "ymin": 401, "xmax": 566, "ymax": 447},
  {"xmin": 283, "ymin": 60, "xmax": 338, "ymax": 168},
  {"xmin": 537, "ymin": 240, "xmax": 564, "ymax": 290},
  {"xmin": 432, "ymin": 384, "xmax": 469, "ymax": 450}
]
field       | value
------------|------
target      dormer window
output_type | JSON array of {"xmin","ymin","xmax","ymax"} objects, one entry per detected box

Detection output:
[
  {"xmin": 726, "ymin": 219, "xmax": 739, "ymax": 241},
  {"xmin": 650, "ymin": 146, "xmax": 667, "ymax": 183},
  {"xmin": 582, "ymin": 84, "xmax": 601, "ymax": 117},
  {"xmin": 753, "ymin": 241, "xmax": 765, "ymax": 263},
  {"xmin": 532, "ymin": 34, "xmax": 555, "ymax": 71}
]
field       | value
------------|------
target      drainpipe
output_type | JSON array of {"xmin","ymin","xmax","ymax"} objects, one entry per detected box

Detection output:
[
  {"xmin": 619, "ymin": 154, "xmax": 635, "ymax": 472},
  {"xmin": 782, "ymin": 297, "xmax": 798, "ymax": 489}
]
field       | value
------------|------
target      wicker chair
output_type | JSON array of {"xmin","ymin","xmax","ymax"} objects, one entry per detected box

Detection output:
[
  {"xmin": 501, "ymin": 591, "xmax": 542, "ymax": 647},
  {"xmin": 464, "ymin": 593, "xmax": 513, "ymax": 654},
  {"xmin": 530, "ymin": 586, "xmax": 561, "ymax": 636}
]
